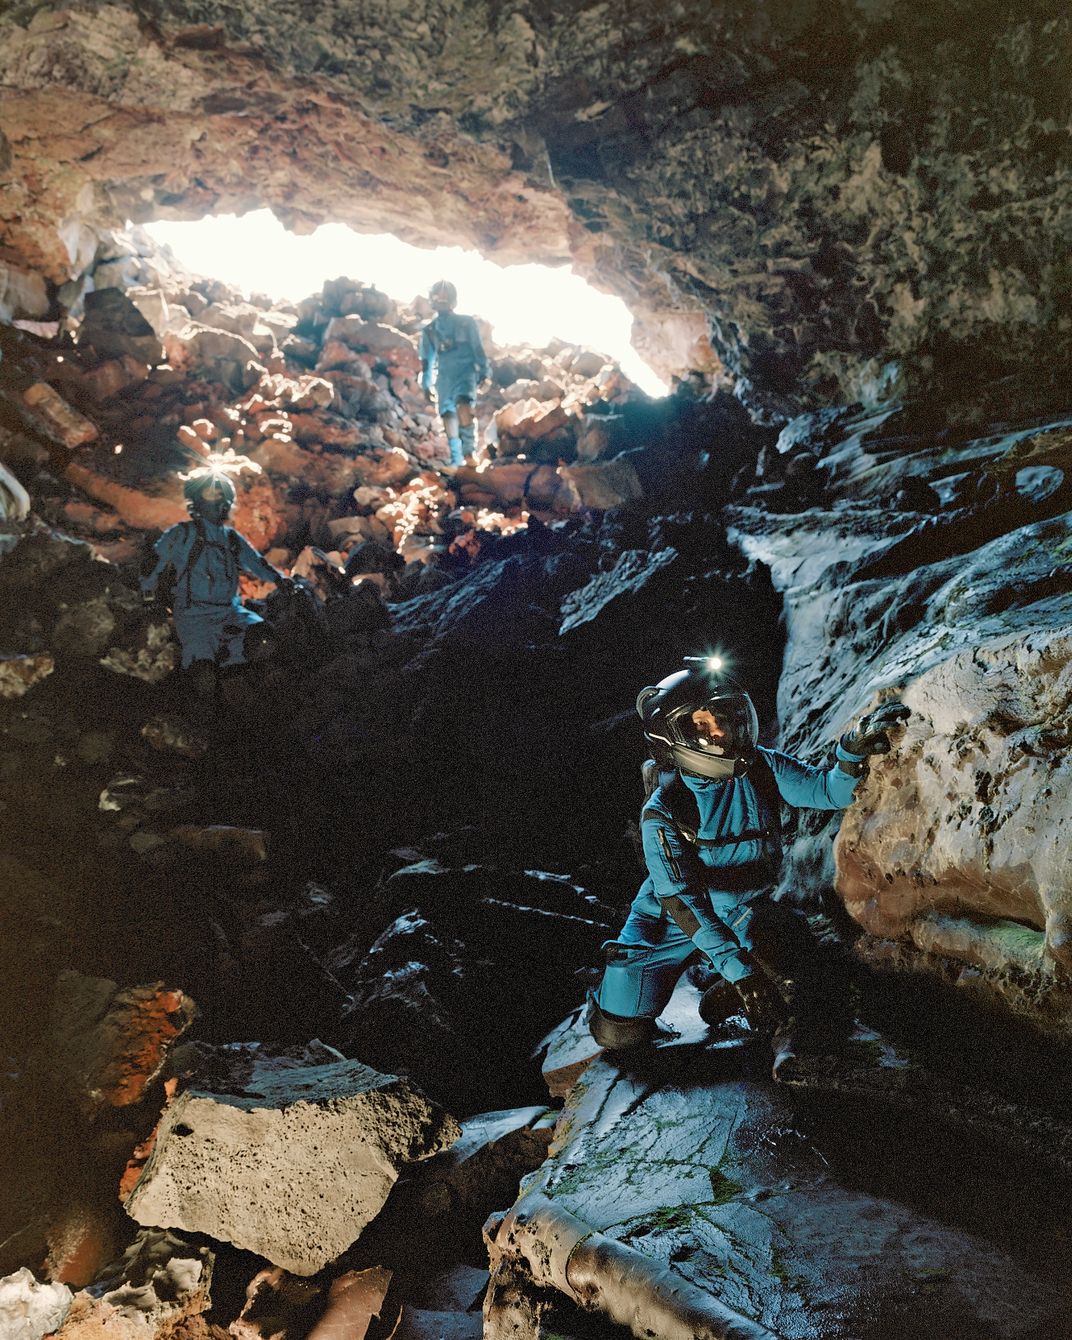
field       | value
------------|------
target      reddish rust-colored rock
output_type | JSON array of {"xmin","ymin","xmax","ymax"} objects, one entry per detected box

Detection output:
[
  {"xmin": 23, "ymin": 383, "xmax": 100, "ymax": 448},
  {"xmin": 48, "ymin": 973, "xmax": 195, "ymax": 1119},
  {"xmin": 305, "ymin": 1268, "xmax": 396, "ymax": 1340}
]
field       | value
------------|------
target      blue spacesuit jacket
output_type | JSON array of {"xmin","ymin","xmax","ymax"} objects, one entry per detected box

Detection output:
[
  {"xmin": 419, "ymin": 312, "xmax": 489, "ymax": 413},
  {"xmin": 623, "ymin": 748, "xmax": 860, "ymax": 986},
  {"xmin": 141, "ymin": 520, "xmax": 281, "ymax": 668}
]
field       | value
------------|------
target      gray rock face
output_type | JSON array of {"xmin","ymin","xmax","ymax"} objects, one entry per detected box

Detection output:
[
  {"xmin": 124, "ymin": 1049, "xmax": 460, "ymax": 1274},
  {"xmin": 487, "ymin": 983, "xmax": 1072, "ymax": 1339}
]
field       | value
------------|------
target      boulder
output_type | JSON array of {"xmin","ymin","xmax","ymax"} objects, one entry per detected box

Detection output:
[
  {"xmin": 52, "ymin": 1231, "xmax": 213, "ymax": 1340},
  {"xmin": 486, "ymin": 978, "xmax": 1072, "ymax": 1340},
  {"xmin": 0, "ymin": 1269, "xmax": 72, "ymax": 1340},
  {"xmin": 78, "ymin": 288, "xmax": 163, "ymax": 365},
  {"xmin": 45, "ymin": 972, "xmax": 195, "ymax": 1119},
  {"xmin": 124, "ymin": 1046, "xmax": 460, "ymax": 1275},
  {"xmin": 22, "ymin": 383, "xmax": 98, "ymax": 449}
]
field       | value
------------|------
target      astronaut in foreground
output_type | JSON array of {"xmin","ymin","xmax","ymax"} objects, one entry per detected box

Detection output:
[{"xmin": 587, "ymin": 656, "xmax": 909, "ymax": 1076}]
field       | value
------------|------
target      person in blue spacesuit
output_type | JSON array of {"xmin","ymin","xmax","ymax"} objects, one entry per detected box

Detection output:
[
  {"xmin": 141, "ymin": 472, "xmax": 291, "ymax": 681},
  {"xmin": 419, "ymin": 280, "xmax": 490, "ymax": 467},
  {"xmin": 586, "ymin": 657, "xmax": 909, "ymax": 1071}
]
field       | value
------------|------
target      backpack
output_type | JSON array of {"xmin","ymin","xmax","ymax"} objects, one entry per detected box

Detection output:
[{"xmin": 158, "ymin": 519, "xmax": 242, "ymax": 611}]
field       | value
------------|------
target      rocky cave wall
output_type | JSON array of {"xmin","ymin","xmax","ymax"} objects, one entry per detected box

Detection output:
[
  {"xmin": 2, "ymin": 0, "xmax": 1070, "ymax": 408},
  {"xmin": 3, "ymin": 5, "xmax": 1072, "ymax": 1339}
]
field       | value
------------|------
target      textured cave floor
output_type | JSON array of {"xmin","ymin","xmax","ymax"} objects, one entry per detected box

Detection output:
[{"xmin": 529, "ymin": 981, "xmax": 1072, "ymax": 1339}]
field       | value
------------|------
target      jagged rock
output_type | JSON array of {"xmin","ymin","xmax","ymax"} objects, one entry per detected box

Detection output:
[
  {"xmin": 0, "ymin": 1269, "xmax": 72, "ymax": 1340},
  {"xmin": 349, "ymin": 449, "xmax": 415, "ymax": 489},
  {"xmin": 557, "ymin": 458, "xmax": 643, "ymax": 510},
  {"xmin": 45, "ymin": 971, "xmax": 194, "ymax": 1118},
  {"xmin": 559, "ymin": 546, "xmax": 678, "ymax": 635},
  {"xmin": 0, "ymin": 261, "xmax": 49, "ymax": 322},
  {"xmin": 366, "ymin": 1106, "xmax": 553, "ymax": 1262},
  {"xmin": 124, "ymin": 1046, "xmax": 460, "ymax": 1275},
  {"xmin": 228, "ymin": 1266, "xmax": 324, "ymax": 1340},
  {"xmin": 22, "ymin": 384, "xmax": 99, "ymax": 449},
  {"xmin": 305, "ymin": 1268, "xmax": 396, "ymax": 1340},
  {"xmin": 53, "ymin": 1231, "xmax": 214, "ymax": 1340},
  {"xmin": 0, "ymin": 652, "xmax": 54, "ymax": 699},
  {"xmin": 333, "ymin": 865, "xmax": 616, "ymax": 1111},
  {"xmin": 78, "ymin": 288, "xmax": 163, "ymax": 365},
  {"xmin": 140, "ymin": 715, "xmax": 209, "ymax": 759},
  {"xmin": 99, "ymin": 622, "xmax": 179, "ymax": 683}
]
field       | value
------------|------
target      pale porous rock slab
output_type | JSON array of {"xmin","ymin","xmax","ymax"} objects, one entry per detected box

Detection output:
[
  {"xmin": 486, "ymin": 984, "xmax": 1072, "ymax": 1339},
  {"xmin": 125, "ymin": 1048, "xmax": 460, "ymax": 1275}
]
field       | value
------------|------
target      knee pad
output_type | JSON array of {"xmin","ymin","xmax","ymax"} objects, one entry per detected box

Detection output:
[{"xmin": 585, "ymin": 991, "xmax": 660, "ymax": 1051}]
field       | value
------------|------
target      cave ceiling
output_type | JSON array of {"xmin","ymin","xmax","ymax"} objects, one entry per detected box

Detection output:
[{"xmin": 1, "ymin": 0, "xmax": 1070, "ymax": 409}]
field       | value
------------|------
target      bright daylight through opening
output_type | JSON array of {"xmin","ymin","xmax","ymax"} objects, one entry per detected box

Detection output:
[{"xmin": 143, "ymin": 210, "xmax": 667, "ymax": 397}]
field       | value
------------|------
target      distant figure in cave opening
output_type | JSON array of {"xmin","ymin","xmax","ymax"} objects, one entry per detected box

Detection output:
[{"xmin": 419, "ymin": 279, "xmax": 490, "ymax": 468}]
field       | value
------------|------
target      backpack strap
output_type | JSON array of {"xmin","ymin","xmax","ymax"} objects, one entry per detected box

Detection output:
[
  {"xmin": 177, "ymin": 519, "xmax": 204, "ymax": 610},
  {"xmin": 174, "ymin": 520, "xmax": 242, "ymax": 609},
  {"xmin": 641, "ymin": 753, "xmax": 783, "ymax": 860}
]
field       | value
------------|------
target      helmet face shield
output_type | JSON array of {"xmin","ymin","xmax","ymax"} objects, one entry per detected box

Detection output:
[
  {"xmin": 666, "ymin": 693, "xmax": 758, "ymax": 760},
  {"xmin": 184, "ymin": 472, "xmax": 236, "ymax": 523},
  {"xmin": 429, "ymin": 280, "xmax": 457, "ymax": 311},
  {"xmin": 638, "ymin": 666, "xmax": 759, "ymax": 780}
]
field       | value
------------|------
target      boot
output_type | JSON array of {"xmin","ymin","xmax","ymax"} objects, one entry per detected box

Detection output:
[{"xmin": 585, "ymin": 992, "xmax": 676, "ymax": 1051}]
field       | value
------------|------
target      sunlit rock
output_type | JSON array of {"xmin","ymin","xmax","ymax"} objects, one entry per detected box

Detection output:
[
  {"xmin": 0, "ymin": 1269, "xmax": 72, "ymax": 1340},
  {"xmin": 22, "ymin": 384, "xmax": 98, "ymax": 450}
]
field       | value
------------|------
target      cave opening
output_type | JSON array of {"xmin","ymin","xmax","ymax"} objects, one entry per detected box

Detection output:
[{"xmin": 142, "ymin": 209, "xmax": 668, "ymax": 397}]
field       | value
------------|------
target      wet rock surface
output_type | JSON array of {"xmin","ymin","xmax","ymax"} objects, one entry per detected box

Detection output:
[{"xmin": 486, "ymin": 983, "xmax": 1072, "ymax": 1339}]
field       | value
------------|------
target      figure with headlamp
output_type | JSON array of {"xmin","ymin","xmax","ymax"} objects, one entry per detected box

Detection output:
[
  {"xmin": 140, "ymin": 471, "xmax": 292, "ymax": 685},
  {"xmin": 586, "ymin": 655, "xmax": 909, "ymax": 1075}
]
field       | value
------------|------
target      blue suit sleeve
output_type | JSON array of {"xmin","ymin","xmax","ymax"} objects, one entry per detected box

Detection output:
[
  {"xmin": 641, "ymin": 807, "xmax": 751, "ymax": 982},
  {"xmin": 233, "ymin": 530, "xmax": 282, "ymax": 584},
  {"xmin": 140, "ymin": 524, "xmax": 190, "ymax": 595},
  {"xmin": 763, "ymin": 747, "xmax": 860, "ymax": 810}
]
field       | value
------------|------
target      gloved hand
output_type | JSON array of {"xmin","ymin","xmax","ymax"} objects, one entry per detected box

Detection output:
[
  {"xmin": 840, "ymin": 702, "xmax": 910, "ymax": 757},
  {"xmin": 732, "ymin": 966, "xmax": 789, "ymax": 1036}
]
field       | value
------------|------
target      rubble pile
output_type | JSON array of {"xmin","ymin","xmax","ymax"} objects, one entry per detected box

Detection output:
[{"xmin": 1, "ymin": 227, "xmax": 688, "ymax": 587}]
